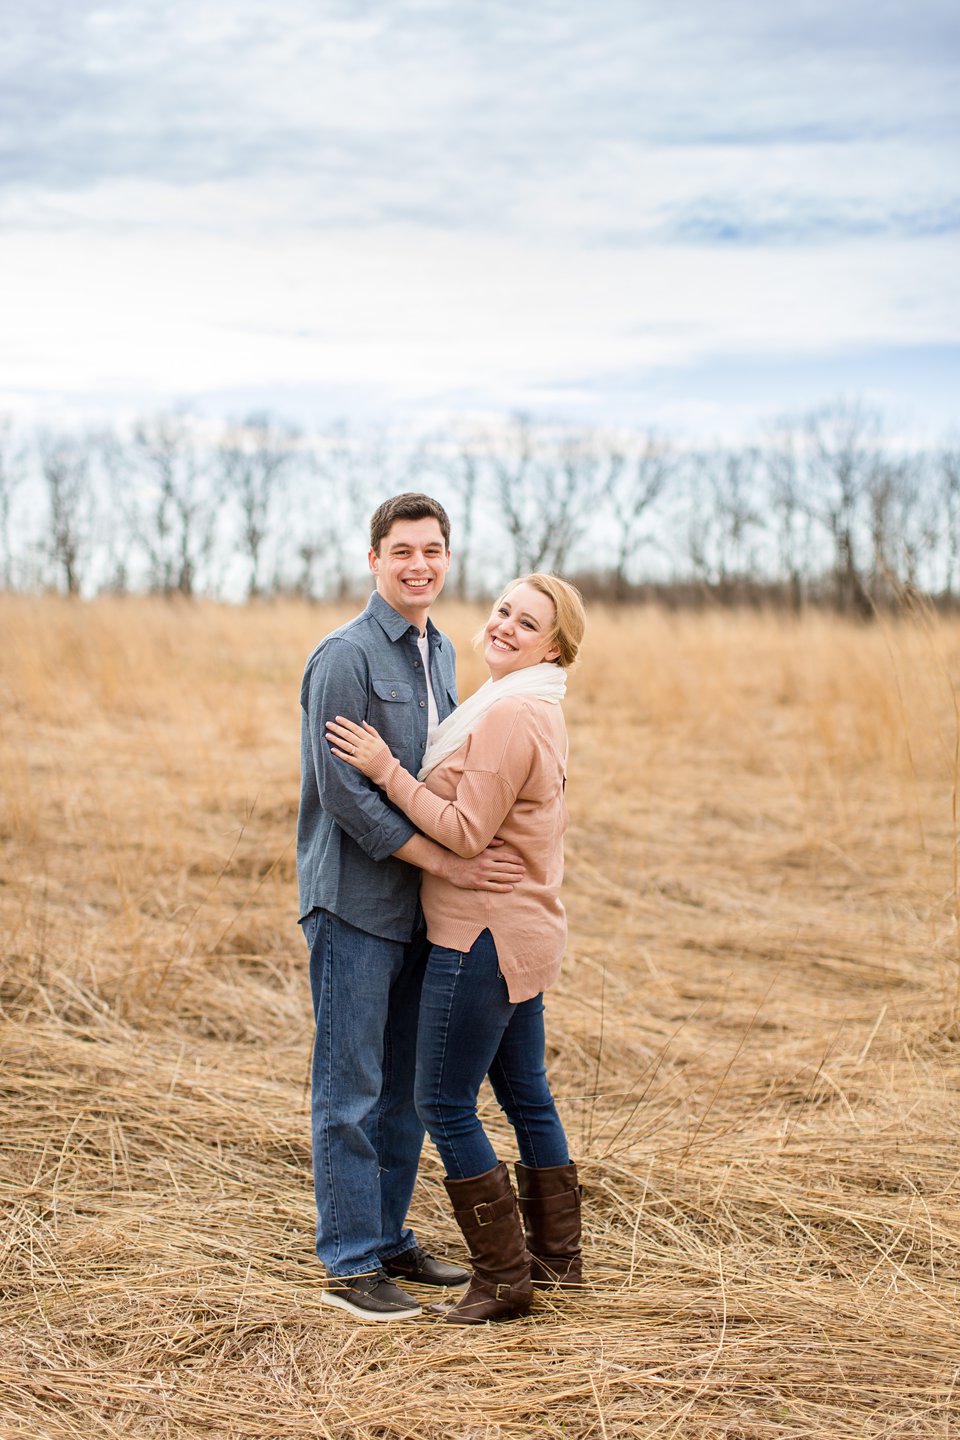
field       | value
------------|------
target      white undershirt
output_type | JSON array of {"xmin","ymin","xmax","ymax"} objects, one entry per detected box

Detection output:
[{"xmin": 417, "ymin": 632, "xmax": 440, "ymax": 744}]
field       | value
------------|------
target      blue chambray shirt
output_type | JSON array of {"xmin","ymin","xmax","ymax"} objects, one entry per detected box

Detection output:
[{"xmin": 297, "ymin": 591, "xmax": 458, "ymax": 941}]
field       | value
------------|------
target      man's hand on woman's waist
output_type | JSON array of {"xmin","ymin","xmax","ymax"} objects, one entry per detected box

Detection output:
[{"xmin": 393, "ymin": 834, "xmax": 525, "ymax": 891}]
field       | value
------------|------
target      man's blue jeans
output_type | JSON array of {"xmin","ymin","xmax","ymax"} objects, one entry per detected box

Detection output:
[
  {"xmin": 302, "ymin": 906, "xmax": 429, "ymax": 1278},
  {"xmin": 415, "ymin": 928, "xmax": 570, "ymax": 1179}
]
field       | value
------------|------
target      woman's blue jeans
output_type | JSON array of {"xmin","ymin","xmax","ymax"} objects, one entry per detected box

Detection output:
[{"xmin": 415, "ymin": 928, "xmax": 570, "ymax": 1179}]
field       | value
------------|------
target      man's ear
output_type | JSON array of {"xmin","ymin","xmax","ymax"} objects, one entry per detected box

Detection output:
[{"xmin": 368, "ymin": 547, "xmax": 380, "ymax": 575}]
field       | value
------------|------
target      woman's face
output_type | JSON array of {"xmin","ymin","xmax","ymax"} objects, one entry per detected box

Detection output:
[{"xmin": 483, "ymin": 581, "xmax": 561, "ymax": 679}]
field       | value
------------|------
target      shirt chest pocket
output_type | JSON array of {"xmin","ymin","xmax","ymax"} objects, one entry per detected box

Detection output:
[{"xmin": 372, "ymin": 679, "xmax": 413, "ymax": 704}]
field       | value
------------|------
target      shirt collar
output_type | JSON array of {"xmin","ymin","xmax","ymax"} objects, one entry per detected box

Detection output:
[{"xmin": 365, "ymin": 590, "xmax": 444, "ymax": 648}]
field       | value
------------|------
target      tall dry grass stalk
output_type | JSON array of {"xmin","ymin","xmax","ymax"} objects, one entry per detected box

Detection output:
[{"xmin": 1, "ymin": 594, "xmax": 959, "ymax": 1438}]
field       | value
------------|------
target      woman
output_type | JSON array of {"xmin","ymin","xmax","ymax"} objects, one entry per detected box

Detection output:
[{"xmin": 326, "ymin": 573, "xmax": 585, "ymax": 1324}]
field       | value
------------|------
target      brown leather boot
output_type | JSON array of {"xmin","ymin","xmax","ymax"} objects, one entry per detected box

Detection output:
[
  {"xmin": 515, "ymin": 1161, "xmax": 584, "ymax": 1288},
  {"xmin": 436, "ymin": 1162, "xmax": 533, "ymax": 1324}
]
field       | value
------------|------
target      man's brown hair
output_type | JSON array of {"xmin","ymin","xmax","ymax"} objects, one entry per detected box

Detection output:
[{"xmin": 369, "ymin": 493, "xmax": 451, "ymax": 554}]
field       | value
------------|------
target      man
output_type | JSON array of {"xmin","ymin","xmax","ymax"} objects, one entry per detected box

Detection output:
[{"xmin": 297, "ymin": 492, "xmax": 524, "ymax": 1321}]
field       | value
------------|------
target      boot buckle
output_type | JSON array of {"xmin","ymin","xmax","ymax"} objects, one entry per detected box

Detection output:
[
  {"xmin": 473, "ymin": 1203, "xmax": 493, "ymax": 1225},
  {"xmin": 494, "ymin": 1283, "xmax": 512, "ymax": 1300}
]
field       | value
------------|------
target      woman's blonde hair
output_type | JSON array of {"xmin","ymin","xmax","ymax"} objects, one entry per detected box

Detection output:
[{"xmin": 483, "ymin": 573, "xmax": 587, "ymax": 668}]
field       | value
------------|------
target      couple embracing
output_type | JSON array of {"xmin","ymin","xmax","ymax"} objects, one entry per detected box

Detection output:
[{"xmin": 296, "ymin": 492, "xmax": 586, "ymax": 1324}]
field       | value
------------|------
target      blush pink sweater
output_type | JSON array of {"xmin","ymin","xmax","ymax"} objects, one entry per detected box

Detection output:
[{"xmin": 365, "ymin": 694, "xmax": 569, "ymax": 1002}]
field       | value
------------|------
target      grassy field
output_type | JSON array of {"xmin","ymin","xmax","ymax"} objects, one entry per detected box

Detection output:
[{"xmin": 1, "ymin": 595, "xmax": 959, "ymax": 1439}]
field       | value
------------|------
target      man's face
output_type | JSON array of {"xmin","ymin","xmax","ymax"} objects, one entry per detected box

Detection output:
[{"xmin": 368, "ymin": 516, "xmax": 451, "ymax": 628}]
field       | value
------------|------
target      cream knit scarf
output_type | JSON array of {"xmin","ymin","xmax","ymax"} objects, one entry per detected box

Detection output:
[{"xmin": 418, "ymin": 662, "xmax": 567, "ymax": 780}]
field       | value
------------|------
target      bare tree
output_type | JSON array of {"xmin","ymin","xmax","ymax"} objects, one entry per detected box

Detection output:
[
  {"xmin": 684, "ymin": 447, "xmax": 765, "ymax": 595},
  {"xmin": 38, "ymin": 431, "xmax": 94, "ymax": 595},
  {"xmin": 0, "ymin": 418, "xmax": 25, "ymax": 590},
  {"xmin": 709, "ymin": 447, "xmax": 765, "ymax": 590},
  {"xmin": 484, "ymin": 415, "xmax": 535, "ymax": 576},
  {"xmin": 487, "ymin": 417, "xmax": 614, "ymax": 578},
  {"xmin": 940, "ymin": 447, "xmax": 960, "ymax": 599},
  {"xmin": 277, "ymin": 438, "xmax": 346, "ymax": 603},
  {"xmin": 217, "ymin": 413, "xmax": 298, "ymax": 598},
  {"xmin": 685, "ymin": 464, "xmax": 715, "ymax": 587},
  {"xmin": 448, "ymin": 445, "xmax": 480, "ymax": 600},
  {"xmin": 765, "ymin": 425, "xmax": 811, "ymax": 610},
  {"xmin": 124, "ymin": 415, "xmax": 220, "ymax": 596},
  {"xmin": 862, "ymin": 456, "xmax": 934, "ymax": 600},
  {"xmin": 607, "ymin": 435, "xmax": 673, "ymax": 599},
  {"xmin": 803, "ymin": 401, "xmax": 879, "ymax": 616},
  {"xmin": 307, "ymin": 426, "xmax": 383, "ymax": 600},
  {"xmin": 865, "ymin": 458, "xmax": 898, "ymax": 595},
  {"xmin": 890, "ymin": 454, "xmax": 939, "ymax": 595},
  {"xmin": 288, "ymin": 534, "xmax": 330, "ymax": 600}
]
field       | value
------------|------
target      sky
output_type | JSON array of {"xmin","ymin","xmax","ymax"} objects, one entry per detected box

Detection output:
[{"xmin": 1, "ymin": 0, "xmax": 958, "ymax": 441}]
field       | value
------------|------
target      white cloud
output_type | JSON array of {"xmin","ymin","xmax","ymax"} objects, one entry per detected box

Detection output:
[
  {"xmin": 0, "ymin": 0, "xmax": 956, "ymax": 431},
  {"xmin": 3, "ymin": 222, "xmax": 955, "ymax": 393}
]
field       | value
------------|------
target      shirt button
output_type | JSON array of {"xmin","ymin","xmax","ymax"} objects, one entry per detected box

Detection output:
[
  {"xmin": 414, "ymin": 660, "xmax": 420, "ymax": 668},
  {"xmin": 390, "ymin": 690, "xmax": 397, "ymax": 698},
  {"xmin": 419, "ymin": 700, "xmax": 425, "ymax": 708}
]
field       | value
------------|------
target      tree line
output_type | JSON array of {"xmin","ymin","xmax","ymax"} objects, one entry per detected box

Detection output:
[{"xmin": 1, "ymin": 402, "xmax": 958, "ymax": 612}]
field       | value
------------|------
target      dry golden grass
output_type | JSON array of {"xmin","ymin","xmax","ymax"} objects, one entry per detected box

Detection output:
[{"xmin": 1, "ymin": 594, "xmax": 959, "ymax": 1439}]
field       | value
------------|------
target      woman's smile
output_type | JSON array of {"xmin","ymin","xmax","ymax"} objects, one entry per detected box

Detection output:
[{"xmin": 483, "ymin": 581, "xmax": 561, "ymax": 677}]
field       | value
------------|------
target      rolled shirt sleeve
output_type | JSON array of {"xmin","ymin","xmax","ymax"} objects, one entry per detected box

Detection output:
[{"xmin": 303, "ymin": 636, "xmax": 416, "ymax": 862}]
